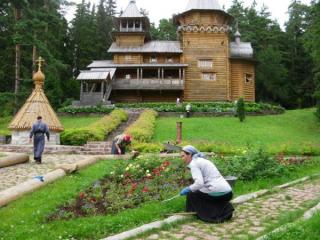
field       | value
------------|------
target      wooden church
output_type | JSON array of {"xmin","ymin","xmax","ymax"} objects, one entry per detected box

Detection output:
[{"xmin": 77, "ymin": 0, "xmax": 256, "ymax": 105}]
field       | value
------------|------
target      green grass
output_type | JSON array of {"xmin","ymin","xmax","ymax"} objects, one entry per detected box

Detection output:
[
  {"xmin": 153, "ymin": 109, "xmax": 320, "ymax": 151},
  {"xmin": 0, "ymin": 116, "xmax": 11, "ymax": 135},
  {"xmin": 0, "ymin": 116, "xmax": 102, "ymax": 135},
  {"xmin": 59, "ymin": 116, "xmax": 102, "ymax": 129},
  {"xmin": 0, "ymin": 156, "xmax": 319, "ymax": 240},
  {"xmin": 264, "ymin": 213, "xmax": 320, "ymax": 240}
]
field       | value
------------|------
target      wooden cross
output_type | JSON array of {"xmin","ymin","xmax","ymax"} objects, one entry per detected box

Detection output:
[{"xmin": 35, "ymin": 56, "xmax": 45, "ymax": 71}]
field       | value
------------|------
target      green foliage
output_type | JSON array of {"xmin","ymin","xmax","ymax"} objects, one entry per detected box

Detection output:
[
  {"xmin": 0, "ymin": 155, "xmax": 320, "ymax": 239},
  {"xmin": 125, "ymin": 109, "xmax": 158, "ymax": 143},
  {"xmin": 60, "ymin": 109, "xmax": 127, "ymax": 145},
  {"xmin": 150, "ymin": 19, "xmax": 177, "ymax": 40},
  {"xmin": 236, "ymin": 98, "xmax": 246, "ymax": 122},
  {"xmin": 58, "ymin": 105, "xmax": 114, "ymax": 114},
  {"xmin": 115, "ymin": 102, "xmax": 285, "ymax": 114},
  {"xmin": 215, "ymin": 149, "xmax": 287, "ymax": 180}
]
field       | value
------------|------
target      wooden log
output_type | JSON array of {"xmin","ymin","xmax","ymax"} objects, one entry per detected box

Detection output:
[{"xmin": 0, "ymin": 154, "xmax": 29, "ymax": 168}]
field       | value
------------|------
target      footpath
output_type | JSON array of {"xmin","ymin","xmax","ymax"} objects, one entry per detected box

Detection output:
[{"xmin": 132, "ymin": 177, "xmax": 320, "ymax": 240}]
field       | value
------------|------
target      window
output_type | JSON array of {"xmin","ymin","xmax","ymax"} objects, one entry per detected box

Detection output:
[
  {"xmin": 245, "ymin": 74, "xmax": 253, "ymax": 83},
  {"xmin": 135, "ymin": 20, "xmax": 140, "ymax": 28},
  {"xmin": 201, "ymin": 72, "xmax": 216, "ymax": 81},
  {"xmin": 198, "ymin": 59, "xmax": 213, "ymax": 68},
  {"xmin": 125, "ymin": 55, "xmax": 132, "ymax": 61},
  {"xmin": 166, "ymin": 57, "xmax": 173, "ymax": 63},
  {"xmin": 122, "ymin": 21, "xmax": 127, "ymax": 29},
  {"xmin": 150, "ymin": 56, "xmax": 157, "ymax": 63},
  {"xmin": 125, "ymin": 74, "xmax": 131, "ymax": 80}
]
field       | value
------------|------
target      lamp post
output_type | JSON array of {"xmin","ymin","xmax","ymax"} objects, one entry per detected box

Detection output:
[{"xmin": 176, "ymin": 121, "xmax": 182, "ymax": 144}]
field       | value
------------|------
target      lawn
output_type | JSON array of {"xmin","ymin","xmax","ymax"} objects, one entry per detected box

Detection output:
[
  {"xmin": 0, "ymin": 155, "xmax": 319, "ymax": 240},
  {"xmin": 153, "ymin": 109, "xmax": 320, "ymax": 151},
  {"xmin": 0, "ymin": 115, "xmax": 102, "ymax": 134}
]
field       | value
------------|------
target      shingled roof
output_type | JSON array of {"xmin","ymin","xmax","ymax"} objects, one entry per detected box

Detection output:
[
  {"xmin": 9, "ymin": 62, "xmax": 63, "ymax": 132},
  {"xmin": 185, "ymin": 0, "xmax": 222, "ymax": 11},
  {"xmin": 120, "ymin": 0, "xmax": 143, "ymax": 18}
]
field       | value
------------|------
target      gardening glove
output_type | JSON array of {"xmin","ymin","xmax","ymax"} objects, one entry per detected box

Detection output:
[{"xmin": 180, "ymin": 187, "xmax": 191, "ymax": 196}]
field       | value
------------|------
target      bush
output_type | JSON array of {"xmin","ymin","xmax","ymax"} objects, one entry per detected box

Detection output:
[
  {"xmin": 61, "ymin": 109, "xmax": 128, "ymax": 145},
  {"xmin": 214, "ymin": 149, "xmax": 288, "ymax": 180},
  {"xmin": 125, "ymin": 109, "xmax": 158, "ymax": 143},
  {"xmin": 58, "ymin": 105, "xmax": 114, "ymax": 114},
  {"xmin": 236, "ymin": 98, "xmax": 246, "ymax": 122},
  {"xmin": 115, "ymin": 102, "xmax": 285, "ymax": 114}
]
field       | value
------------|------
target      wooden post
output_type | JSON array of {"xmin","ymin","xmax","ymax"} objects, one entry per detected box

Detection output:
[
  {"xmin": 176, "ymin": 122, "xmax": 182, "ymax": 144},
  {"xmin": 80, "ymin": 81, "xmax": 83, "ymax": 101}
]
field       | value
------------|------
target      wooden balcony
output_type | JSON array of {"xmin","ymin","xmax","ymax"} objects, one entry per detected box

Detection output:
[{"xmin": 112, "ymin": 78, "xmax": 184, "ymax": 90}]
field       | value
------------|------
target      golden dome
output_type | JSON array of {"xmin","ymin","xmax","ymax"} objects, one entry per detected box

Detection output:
[{"xmin": 33, "ymin": 70, "xmax": 45, "ymax": 87}]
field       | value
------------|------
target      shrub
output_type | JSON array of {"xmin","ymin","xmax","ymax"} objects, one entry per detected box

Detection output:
[
  {"xmin": 61, "ymin": 109, "xmax": 127, "ymax": 145},
  {"xmin": 58, "ymin": 105, "xmax": 114, "ymax": 114},
  {"xmin": 236, "ymin": 98, "xmax": 246, "ymax": 122},
  {"xmin": 214, "ymin": 149, "xmax": 288, "ymax": 180},
  {"xmin": 115, "ymin": 102, "xmax": 285, "ymax": 114},
  {"xmin": 125, "ymin": 109, "xmax": 158, "ymax": 143}
]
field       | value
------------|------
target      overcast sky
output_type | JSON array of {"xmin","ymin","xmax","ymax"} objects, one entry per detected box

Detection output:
[{"xmin": 65, "ymin": 0, "xmax": 312, "ymax": 28}]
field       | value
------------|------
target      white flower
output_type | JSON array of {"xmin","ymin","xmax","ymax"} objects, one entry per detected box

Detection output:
[
  {"xmin": 146, "ymin": 173, "xmax": 151, "ymax": 177},
  {"xmin": 146, "ymin": 170, "xmax": 150, "ymax": 173},
  {"xmin": 120, "ymin": 175, "xmax": 124, "ymax": 178},
  {"xmin": 125, "ymin": 167, "xmax": 130, "ymax": 171}
]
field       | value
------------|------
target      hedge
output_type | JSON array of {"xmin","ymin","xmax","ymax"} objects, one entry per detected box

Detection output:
[
  {"xmin": 125, "ymin": 109, "xmax": 158, "ymax": 142},
  {"xmin": 60, "ymin": 109, "xmax": 128, "ymax": 145}
]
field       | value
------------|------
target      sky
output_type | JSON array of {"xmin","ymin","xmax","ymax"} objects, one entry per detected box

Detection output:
[{"xmin": 65, "ymin": 0, "xmax": 312, "ymax": 28}]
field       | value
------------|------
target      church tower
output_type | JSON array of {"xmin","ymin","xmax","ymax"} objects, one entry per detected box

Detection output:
[
  {"xmin": 175, "ymin": 0, "xmax": 234, "ymax": 101},
  {"xmin": 112, "ymin": 0, "xmax": 150, "ymax": 64}
]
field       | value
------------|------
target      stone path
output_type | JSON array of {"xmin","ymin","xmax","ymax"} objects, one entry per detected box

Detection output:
[
  {"xmin": 0, "ymin": 153, "xmax": 91, "ymax": 191},
  {"xmin": 134, "ymin": 178, "xmax": 320, "ymax": 240}
]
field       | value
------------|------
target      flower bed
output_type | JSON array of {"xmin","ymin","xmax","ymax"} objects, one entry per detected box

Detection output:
[
  {"xmin": 48, "ymin": 156, "xmax": 189, "ymax": 221},
  {"xmin": 46, "ymin": 150, "xmax": 307, "ymax": 221}
]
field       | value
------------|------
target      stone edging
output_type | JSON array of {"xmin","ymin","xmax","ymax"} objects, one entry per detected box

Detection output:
[
  {"xmin": 256, "ymin": 199, "xmax": 320, "ymax": 240},
  {"xmin": 0, "ymin": 154, "xmax": 135, "ymax": 208},
  {"xmin": 102, "ymin": 173, "xmax": 320, "ymax": 240}
]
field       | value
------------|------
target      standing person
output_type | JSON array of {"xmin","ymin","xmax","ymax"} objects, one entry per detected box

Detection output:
[
  {"xmin": 185, "ymin": 103, "xmax": 191, "ymax": 118},
  {"xmin": 179, "ymin": 145, "xmax": 234, "ymax": 223},
  {"xmin": 29, "ymin": 116, "xmax": 50, "ymax": 164},
  {"xmin": 111, "ymin": 134, "xmax": 131, "ymax": 155}
]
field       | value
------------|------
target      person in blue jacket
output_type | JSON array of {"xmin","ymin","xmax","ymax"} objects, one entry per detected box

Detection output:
[
  {"xmin": 180, "ymin": 145, "xmax": 234, "ymax": 223},
  {"xmin": 29, "ymin": 116, "xmax": 50, "ymax": 164}
]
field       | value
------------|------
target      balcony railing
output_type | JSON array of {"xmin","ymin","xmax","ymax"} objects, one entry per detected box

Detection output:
[{"xmin": 112, "ymin": 78, "xmax": 184, "ymax": 90}]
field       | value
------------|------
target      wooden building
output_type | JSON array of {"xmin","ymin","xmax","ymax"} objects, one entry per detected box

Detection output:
[{"xmin": 76, "ymin": 0, "xmax": 256, "ymax": 105}]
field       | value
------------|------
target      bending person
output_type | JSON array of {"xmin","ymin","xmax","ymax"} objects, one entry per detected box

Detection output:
[
  {"xmin": 179, "ymin": 145, "xmax": 234, "ymax": 223},
  {"xmin": 111, "ymin": 134, "xmax": 131, "ymax": 155}
]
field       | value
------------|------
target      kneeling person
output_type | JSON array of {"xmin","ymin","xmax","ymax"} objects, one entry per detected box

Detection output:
[{"xmin": 180, "ymin": 145, "xmax": 234, "ymax": 223}]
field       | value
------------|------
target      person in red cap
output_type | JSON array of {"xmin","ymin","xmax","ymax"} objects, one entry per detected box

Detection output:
[{"xmin": 111, "ymin": 133, "xmax": 131, "ymax": 155}]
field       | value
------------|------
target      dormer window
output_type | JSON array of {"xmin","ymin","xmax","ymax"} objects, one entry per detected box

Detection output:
[
  {"xmin": 128, "ymin": 21, "xmax": 134, "ymax": 29},
  {"xmin": 122, "ymin": 21, "xmax": 127, "ymax": 29}
]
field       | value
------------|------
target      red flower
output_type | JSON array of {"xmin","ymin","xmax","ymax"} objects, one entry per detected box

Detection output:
[
  {"xmin": 142, "ymin": 186, "xmax": 149, "ymax": 193},
  {"xmin": 79, "ymin": 192, "xmax": 86, "ymax": 199},
  {"xmin": 162, "ymin": 161, "xmax": 170, "ymax": 167}
]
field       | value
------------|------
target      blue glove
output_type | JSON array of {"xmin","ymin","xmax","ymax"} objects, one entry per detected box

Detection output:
[
  {"xmin": 34, "ymin": 176, "xmax": 44, "ymax": 182},
  {"xmin": 180, "ymin": 187, "xmax": 191, "ymax": 196}
]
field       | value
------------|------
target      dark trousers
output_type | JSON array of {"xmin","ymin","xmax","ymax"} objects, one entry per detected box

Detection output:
[{"xmin": 186, "ymin": 191, "xmax": 234, "ymax": 223}]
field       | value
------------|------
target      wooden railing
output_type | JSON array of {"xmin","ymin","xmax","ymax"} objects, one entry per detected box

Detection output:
[{"xmin": 112, "ymin": 78, "xmax": 184, "ymax": 90}]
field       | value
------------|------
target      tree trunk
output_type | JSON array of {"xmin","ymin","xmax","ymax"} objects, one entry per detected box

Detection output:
[{"xmin": 13, "ymin": 7, "xmax": 22, "ymax": 96}]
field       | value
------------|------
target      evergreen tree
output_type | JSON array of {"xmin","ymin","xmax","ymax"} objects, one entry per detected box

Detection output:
[{"xmin": 150, "ymin": 19, "xmax": 177, "ymax": 40}]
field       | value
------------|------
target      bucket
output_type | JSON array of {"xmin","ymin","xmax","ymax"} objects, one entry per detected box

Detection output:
[
  {"xmin": 224, "ymin": 176, "xmax": 237, "ymax": 188},
  {"xmin": 0, "ymin": 136, "xmax": 6, "ymax": 144}
]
